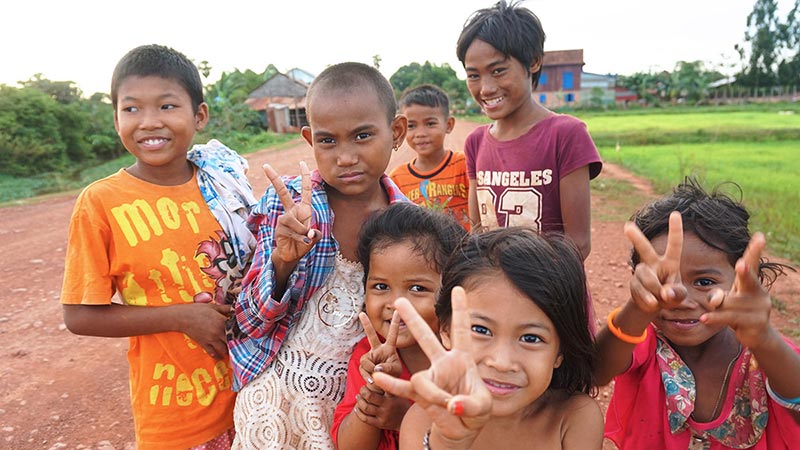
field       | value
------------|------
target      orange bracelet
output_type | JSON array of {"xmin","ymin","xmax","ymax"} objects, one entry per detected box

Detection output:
[{"xmin": 607, "ymin": 306, "xmax": 648, "ymax": 344}]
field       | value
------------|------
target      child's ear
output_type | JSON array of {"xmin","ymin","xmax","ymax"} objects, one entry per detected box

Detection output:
[
  {"xmin": 301, "ymin": 126, "xmax": 313, "ymax": 146},
  {"xmin": 439, "ymin": 325, "xmax": 452, "ymax": 350},
  {"xmin": 530, "ymin": 57, "xmax": 543, "ymax": 76},
  {"xmin": 445, "ymin": 116, "xmax": 455, "ymax": 134},
  {"xmin": 391, "ymin": 114, "xmax": 408, "ymax": 150},
  {"xmin": 553, "ymin": 352, "xmax": 564, "ymax": 369},
  {"xmin": 194, "ymin": 103, "xmax": 210, "ymax": 131},
  {"xmin": 113, "ymin": 110, "xmax": 121, "ymax": 135}
]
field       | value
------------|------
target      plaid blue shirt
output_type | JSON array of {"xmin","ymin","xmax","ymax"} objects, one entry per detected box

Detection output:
[{"xmin": 227, "ymin": 170, "xmax": 408, "ymax": 391}]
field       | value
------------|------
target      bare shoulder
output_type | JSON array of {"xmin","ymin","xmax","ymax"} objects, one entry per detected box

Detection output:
[
  {"xmin": 559, "ymin": 392, "xmax": 604, "ymax": 449},
  {"xmin": 398, "ymin": 403, "xmax": 431, "ymax": 449}
]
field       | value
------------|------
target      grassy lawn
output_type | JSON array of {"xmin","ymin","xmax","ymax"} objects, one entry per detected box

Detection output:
[{"xmin": 599, "ymin": 140, "xmax": 800, "ymax": 262}]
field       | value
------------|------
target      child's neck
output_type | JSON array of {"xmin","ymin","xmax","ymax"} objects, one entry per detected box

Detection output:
[
  {"xmin": 397, "ymin": 345, "xmax": 430, "ymax": 374},
  {"xmin": 670, "ymin": 327, "xmax": 738, "ymax": 364},
  {"xmin": 413, "ymin": 149, "xmax": 448, "ymax": 173},
  {"xmin": 126, "ymin": 160, "xmax": 194, "ymax": 186},
  {"xmin": 328, "ymin": 183, "xmax": 389, "ymax": 262},
  {"xmin": 491, "ymin": 99, "xmax": 553, "ymax": 142}
]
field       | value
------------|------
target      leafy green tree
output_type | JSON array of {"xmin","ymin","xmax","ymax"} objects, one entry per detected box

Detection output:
[
  {"xmin": 0, "ymin": 86, "xmax": 70, "ymax": 176},
  {"xmin": 389, "ymin": 61, "xmax": 472, "ymax": 113},
  {"xmin": 20, "ymin": 74, "xmax": 83, "ymax": 104},
  {"xmin": 735, "ymin": 0, "xmax": 799, "ymax": 87}
]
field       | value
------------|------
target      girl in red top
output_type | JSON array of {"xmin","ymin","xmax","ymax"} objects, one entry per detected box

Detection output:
[
  {"xmin": 596, "ymin": 178, "xmax": 800, "ymax": 449},
  {"xmin": 332, "ymin": 202, "xmax": 467, "ymax": 450}
]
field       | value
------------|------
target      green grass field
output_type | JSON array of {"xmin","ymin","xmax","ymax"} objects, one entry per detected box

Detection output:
[{"xmin": 598, "ymin": 139, "xmax": 800, "ymax": 263}]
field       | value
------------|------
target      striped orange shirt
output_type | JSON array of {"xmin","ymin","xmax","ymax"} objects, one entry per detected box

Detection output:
[{"xmin": 389, "ymin": 150, "xmax": 470, "ymax": 230}]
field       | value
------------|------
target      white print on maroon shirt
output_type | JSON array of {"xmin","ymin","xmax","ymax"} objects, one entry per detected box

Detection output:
[{"xmin": 476, "ymin": 169, "xmax": 552, "ymax": 229}]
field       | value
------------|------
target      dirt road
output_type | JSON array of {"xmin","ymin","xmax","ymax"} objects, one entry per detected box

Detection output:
[{"xmin": 1, "ymin": 120, "xmax": 797, "ymax": 450}]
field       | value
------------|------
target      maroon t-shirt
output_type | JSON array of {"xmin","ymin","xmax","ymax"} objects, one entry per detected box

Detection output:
[{"xmin": 465, "ymin": 114, "xmax": 602, "ymax": 230}]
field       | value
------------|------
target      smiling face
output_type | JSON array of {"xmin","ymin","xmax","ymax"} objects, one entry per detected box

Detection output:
[
  {"xmin": 365, "ymin": 240, "xmax": 440, "ymax": 349},
  {"xmin": 302, "ymin": 86, "xmax": 406, "ymax": 202},
  {"xmin": 463, "ymin": 39, "xmax": 539, "ymax": 123},
  {"xmin": 651, "ymin": 232, "xmax": 735, "ymax": 346},
  {"xmin": 401, "ymin": 103, "xmax": 454, "ymax": 161},
  {"xmin": 114, "ymin": 75, "xmax": 208, "ymax": 185},
  {"xmin": 445, "ymin": 273, "xmax": 563, "ymax": 418}
]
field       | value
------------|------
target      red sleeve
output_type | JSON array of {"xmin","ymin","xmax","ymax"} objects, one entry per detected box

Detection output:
[{"xmin": 331, "ymin": 337, "xmax": 371, "ymax": 445}]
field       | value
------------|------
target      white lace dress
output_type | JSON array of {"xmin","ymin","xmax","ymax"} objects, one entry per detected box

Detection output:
[{"xmin": 232, "ymin": 253, "xmax": 365, "ymax": 450}]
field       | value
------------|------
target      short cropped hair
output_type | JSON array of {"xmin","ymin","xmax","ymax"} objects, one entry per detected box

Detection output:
[
  {"xmin": 306, "ymin": 62, "xmax": 397, "ymax": 124},
  {"xmin": 357, "ymin": 202, "xmax": 467, "ymax": 285},
  {"xmin": 630, "ymin": 177, "xmax": 792, "ymax": 286},
  {"xmin": 456, "ymin": 0, "xmax": 546, "ymax": 89},
  {"xmin": 111, "ymin": 44, "xmax": 204, "ymax": 112},
  {"xmin": 437, "ymin": 227, "xmax": 596, "ymax": 395},
  {"xmin": 399, "ymin": 84, "xmax": 451, "ymax": 118}
]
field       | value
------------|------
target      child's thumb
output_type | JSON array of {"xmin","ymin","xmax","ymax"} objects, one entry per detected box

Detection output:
[{"xmin": 307, "ymin": 228, "xmax": 322, "ymax": 245}]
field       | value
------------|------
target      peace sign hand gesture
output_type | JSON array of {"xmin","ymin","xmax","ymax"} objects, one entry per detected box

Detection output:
[
  {"xmin": 353, "ymin": 312, "xmax": 410, "ymax": 430},
  {"xmin": 625, "ymin": 211, "xmax": 689, "ymax": 314},
  {"xmin": 264, "ymin": 161, "xmax": 321, "ymax": 265},
  {"xmin": 373, "ymin": 287, "xmax": 491, "ymax": 447},
  {"xmin": 701, "ymin": 232, "xmax": 773, "ymax": 349}
]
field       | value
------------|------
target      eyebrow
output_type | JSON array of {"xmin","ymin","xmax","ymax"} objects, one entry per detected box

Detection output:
[
  {"xmin": 470, "ymin": 312, "xmax": 552, "ymax": 332},
  {"xmin": 119, "ymin": 92, "xmax": 182, "ymax": 103}
]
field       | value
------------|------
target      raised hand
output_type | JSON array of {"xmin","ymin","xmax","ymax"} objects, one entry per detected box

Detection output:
[
  {"xmin": 354, "ymin": 312, "xmax": 412, "ymax": 430},
  {"xmin": 264, "ymin": 161, "xmax": 321, "ymax": 264},
  {"xmin": 359, "ymin": 311, "xmax": 403, "ymax": 385},
  {"xmin": 701, "ymin": 232, "xmax": 773, "ymax": 349},
  {"xmin": 373, "ymin": 288, "xmax": 491, "ymax": 445},
  {"xmin": 624, "ymin": 211, "xmax": 688, "ymax": 313}
]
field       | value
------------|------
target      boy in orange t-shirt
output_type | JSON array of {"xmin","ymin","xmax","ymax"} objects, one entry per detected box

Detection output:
[
  {"xmin": 60, "ymin": 44, "xmax": 252, "ymax": 450},
  {"xmin": 389, "ymin": 84, "xmax": 470, "ymax": 230}
]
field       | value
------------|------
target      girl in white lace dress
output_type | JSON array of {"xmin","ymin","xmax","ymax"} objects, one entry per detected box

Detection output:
[{"xmin": 227, "ymin": 62, "xmax": 409, "ymax": 450}]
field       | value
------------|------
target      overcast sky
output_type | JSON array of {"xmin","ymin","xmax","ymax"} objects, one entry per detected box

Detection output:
[{"xmin": 1, "ymin": 0, "xmax": 793, "ymax": 96}]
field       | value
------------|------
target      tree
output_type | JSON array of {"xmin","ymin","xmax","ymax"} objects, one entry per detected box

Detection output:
[
  {"xmin": 20, "ymin": 74, "xmax": 83, "ymax": 104},
  {"xmin": 0, "ymin": 86, "xmax": 70, "ymax": 176},
  {"xmin": 735, "ymin": 0, "xmax": 799, "ymax": 87},
  {"xmin": 389, "ymin": 61, "xmax": 472, "ymax": 113}
]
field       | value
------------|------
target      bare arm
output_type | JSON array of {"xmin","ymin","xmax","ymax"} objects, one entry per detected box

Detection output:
[
  {"xmin": 336, "ymin": 411, "xmax": 382, "ymax": 450},
  {"xmin": 62, "ymin": 302, "xmax": 230, "ymax": 359},
  {"xmin": 595, "ymin": 213, "xmax": 686, "ymax": 385},
  {"xmin": 467, "ymin": 179, "xmax": 481, "ymax": 231},
  {"xmin": 559, "ymin": 166, "xmax": 591, "ymax": 261}
]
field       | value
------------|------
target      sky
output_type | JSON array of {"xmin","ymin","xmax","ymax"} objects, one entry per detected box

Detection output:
[{"xmin": 1, "ymin": 0, "xmax": 794, "ymax": 96}]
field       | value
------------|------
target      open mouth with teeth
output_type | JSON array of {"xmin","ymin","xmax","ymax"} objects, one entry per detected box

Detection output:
[{"xmin": 482, "ymin": 97, "xmax": 504, "ymax": 107}]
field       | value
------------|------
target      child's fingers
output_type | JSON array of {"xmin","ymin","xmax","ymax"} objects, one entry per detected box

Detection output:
[
  {"xmin": 447, "ymin": 393, "xmax": 491, "ymax": 420},
  {"xmin": 624, "ymin": 222, "xmax": 659, "ymax": 265},
  {"xmin": 662, "ymin": 212, "xmax": 684, "ymax": 267},
  {"xmin": 707, "ymin": 288, "xmax": 726, "ymax": 309},
  {"xmin": 298, "ymin": 161, "xmax": 312, "ymax": 208},
  {"xmin": 448, "ymin": 287, "xmax": 472, "ymax": 352},
  {"xmin": 394, "ymin": 297, "xmax": 446, "ymax": 361},
  {"xmin": 359, "ymin": 312, "xmax": 382, "ymax": 350},
  {"xmin": 383, "ymin": 310, "xmax": 400, "ymax": 350},
  {"xmin": 372, "ymin": 371, "xmax": 415, "ymax": 401},
  {"xmin": 734, "ymin": 233, "xmax": 765, "ymax": 294},
  {"xmin": 262, "ymin": 164, "xmax": 295, "ymax": 210},
  {"xmin": 660, "ymin": 283, "xmax": 688, "ymax": 308},
  {"xmin": 630, "ymin": 265, "xmax": 661, "ymax": 309}
]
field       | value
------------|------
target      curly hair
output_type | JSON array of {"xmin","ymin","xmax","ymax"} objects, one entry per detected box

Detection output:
[{"xmin": 630, "ymin": 177, "xmax": 793, "ymax": 286}]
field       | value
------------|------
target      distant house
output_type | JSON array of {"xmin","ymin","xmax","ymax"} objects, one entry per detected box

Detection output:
[
  {"xmin": 246, "ymin": 69, "xmax": 314, "ymax": 133},
  {"xmin": 580, "ymin": 72, "xmax": 617, "ymax": 106},
  {"xmin": 536, "ymin": 49, "xmax": 584, "ymax": 108}
]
